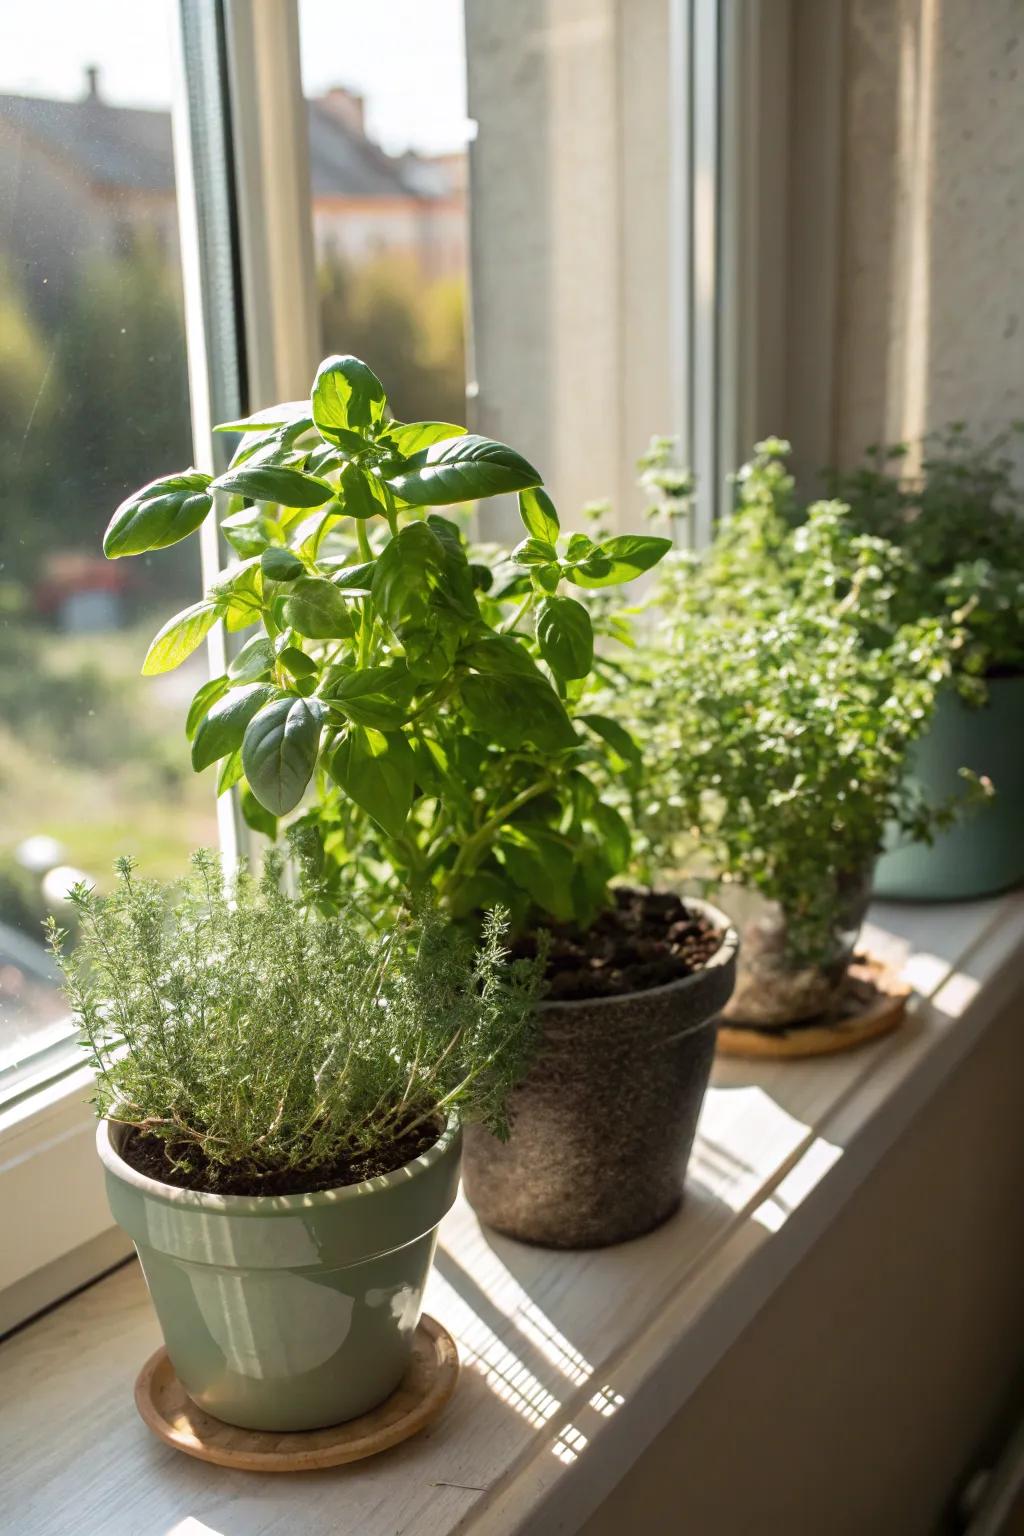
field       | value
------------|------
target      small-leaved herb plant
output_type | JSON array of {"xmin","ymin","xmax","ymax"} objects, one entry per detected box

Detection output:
[
  {"xmin": 826, "ymin": 422, "xmax": 1024, "ymax": 688},
  {"xmin": 613, "ymin": 439, "xmax": 971, "ymax": 965},
  {"xmin": 49, "ymin": 851, "xmax": 545, "ymax": 1191},
  {"xmin": 103, "ymin": 355, "xmax": 669, "ymax": 931}
]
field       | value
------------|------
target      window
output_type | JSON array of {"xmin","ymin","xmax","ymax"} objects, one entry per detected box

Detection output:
[
  {"xmin": 0, "ymin": 0, "xmax": 731, "ymax": 1087},
  {"xmin": 298, "ymin": 0, "xmax": 469, "ymax": 427},
  {"xmin": 464, "ymin": 1, "xmax": 731, "ymax": 541},
  {"xmin": 0, "ymin": 0, "xmax": 738, "ymax": 1327},
  {"xmin": 0, "ymin": 1, "xmax": 215, "ymax": 1081},
  {"xmin": 293, "ymin": 0, "xmax": 712, "ymax": 543}
]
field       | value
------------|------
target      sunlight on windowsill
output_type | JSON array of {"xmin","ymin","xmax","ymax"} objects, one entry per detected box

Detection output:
[
  {"xmin": 423, "ymin": 1085, "xmax": 830, "ymax": 1457},
  {"xmin": 752, "ymin": 1137, "xmax": 844, "ymax": 1233},
  {"xmin": 690, "ymin": 1085, "xmax": 812, "ymax": 1213}
]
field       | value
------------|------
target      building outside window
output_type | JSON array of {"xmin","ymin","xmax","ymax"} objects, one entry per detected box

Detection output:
[
  {"xmin": 0, "ymin": 4, "xmax": 210, "ymax": 1074},
  {"xmin": 299, "ymin": 0, "xmax": 469, "ymax": 426}
]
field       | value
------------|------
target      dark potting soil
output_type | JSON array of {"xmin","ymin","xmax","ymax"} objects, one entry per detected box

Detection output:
[
  {"xmin": 119, "ymin": 1120, "xmax": 442, "ymax": 1197},
  {"xmin": 513, "ymin": 886, "xmax": 723, "ymax": 1002}
]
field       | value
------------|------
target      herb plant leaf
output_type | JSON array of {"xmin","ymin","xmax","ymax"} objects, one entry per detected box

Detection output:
[
  {"xmin": 281, "ymin": 577, "xmax": 356, "ymax": 639},
  {"xmin": 460, "ymin": 673, "xmax": 578, "ymax": 752},
  {"xmin": 141, "ymin": 600, "xmax": 219, "ymax": 676},
  {"xmin": 383, "ymin": 420, "xmax": 467, "ymax": 455},
  {"xmin": 536, "ymin": 595, "xmax": 594, "ymax": 679},
  {"xmin": 566, "ymin": 533, "xmax": 673, "ymax": 588},
  {"xmin": 312, "ymin": 354, "xmax": 387, "ymax": 437},
  {"xmin": 518, "ymin": 486, "xmax": 560, "ymax": 543},
  {"xmin": 385, "ymin": 435, "xmax": 542, "ymax": 506},
  {"xmin": 211, "ymin": 465, "xmax": 334, "ymax": 508},
  {"xmin": 192, "ymin": 683, "xmax": 279, "ymax": 772},
  {"xmin": 242, "ymin": 696, "xmax": 324, "ymax": 815},
  {"xmin": 330, "ymin": 726, "xmax": 416, "ymax": 838},
  {"xmin": 260, "ymin": 546, "xmax": 305, "ymax": 582},
  {"xmin": 214, "ymin": 401, "xmax": 313, "ymax": 434},
  {"xmin": 104, "ymin": 472, "xmax": 213, "ymax": 558},
  {"xmin": 186, "ymin": 675, "xmax": 230, "ymax": 740}
]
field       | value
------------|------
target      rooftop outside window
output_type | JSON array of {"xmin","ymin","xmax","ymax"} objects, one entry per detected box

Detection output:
[
  {"xmin": 0, "ymin": 0, "xmax": 215, "ymax": 1079},
  {"xmin": 298, "ymin": 0, "xmax": 469, "ymax": 426}
]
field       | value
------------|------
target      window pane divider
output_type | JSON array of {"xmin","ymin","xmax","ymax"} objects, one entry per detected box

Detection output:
[
  {"xmin": 173, "ymin": 0, "xmax": 321, "ymax": 868},
  {"xmin": 223, "ymin": 0, "xmax": 321, "ymax": 403}
]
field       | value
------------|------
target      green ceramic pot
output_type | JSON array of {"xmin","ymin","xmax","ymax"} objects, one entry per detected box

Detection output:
[
  {"xmin": 97, "ymin": 1118, "xmax": 461, "ymax": 1431},
  {"xmin": 873, "ymin": 676, "xmax": 1024, "ymax": 901}
]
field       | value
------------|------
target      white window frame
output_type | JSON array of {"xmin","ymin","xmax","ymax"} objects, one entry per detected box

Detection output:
[
  {"xmin": 672, "ymin": 0, "xmax": 789, "ymax": 541},
  {"xmin": 0, "ymin": 0, "xmax": 319, "ymax": 1333}
]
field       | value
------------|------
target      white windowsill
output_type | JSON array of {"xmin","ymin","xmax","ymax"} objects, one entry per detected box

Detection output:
[{"xmin": 1, "ymin": 890, "xmax": 1021, "ymax": 1536}]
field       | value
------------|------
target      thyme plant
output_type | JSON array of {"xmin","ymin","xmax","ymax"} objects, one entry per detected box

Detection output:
[
  {"xmin": 49, "ymin": 851, "xmax": 545, "ymax": 1189},
  {"xmin": 615, "ymin": 441, "xmax": 971, "ymax": 965},
  {"xmin": 103, "ymin": 355, "xmax": 669, "ymax": 931},
  {"xmin": 826, "ymin": 422, "xmax": 1024, "ymax": 685}
]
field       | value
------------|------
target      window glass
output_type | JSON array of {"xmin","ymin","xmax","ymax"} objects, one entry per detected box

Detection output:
[
  {"xmin": 297, "ymin": 1, "xmax": 675, "ymax": 540},
  {"xmin": 0, "ymin": 1, "xmax": 215, "ymax": 1073},
  {"xmin": 298, "ymin": 0, "xmax": 469, "ymax": 424}
]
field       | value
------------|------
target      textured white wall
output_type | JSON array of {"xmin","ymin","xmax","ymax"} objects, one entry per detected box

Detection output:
[
  {"xmin": 465, "ymin": 0, "xmax": 672, "ymax": 537},
  {"xmin": 836, "ymin": 0, "xmax": 1024, "ymax": 464},
  {"xmin": 466, "ymin": 0, "xmax": 1024, "ymax": 513}
]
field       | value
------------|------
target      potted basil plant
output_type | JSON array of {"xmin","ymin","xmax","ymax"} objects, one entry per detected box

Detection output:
[
  {"xmin": 103, "ymin": 353, "xmax": 738, "ymax": 1249},
  {"xmin": 827, "ymin": 423, "xmax": 1024, "ymax": 899},
  {"xmin": 618, "ymin": 441, "xmax": 963, "ymax": 1027},
  {"xmin": 50, "ymin": 851, "xmax": 542, "ymax": 1432}
]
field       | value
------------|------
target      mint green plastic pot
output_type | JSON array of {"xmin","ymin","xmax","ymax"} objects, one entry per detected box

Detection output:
[
  {"xmin": 873, "ymin": 676, "xmax": 1024, "ymax": 901},
  {"xmin": 97, "ymin": 1119, "xmax": 461, "ymax": 1431}
]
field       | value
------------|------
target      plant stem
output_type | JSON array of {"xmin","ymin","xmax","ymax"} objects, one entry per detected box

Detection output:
[
  {"xmin": 442, "ymin": 778, "xmax": 553, "ymax": 896},
  {"xmin": 407, "ymin": 677, "xmax": 457, "ymax": 725},
  {"xmin": 355, "ymin": 521, "xmax": 375, "ymax": 666},
  {"xmin": 381, "ymin": 482, "xmax": 400, "ymax": 538},
  {"xmin": 500, "ymin": 592, "xmax": 535, "ymax": 635}
]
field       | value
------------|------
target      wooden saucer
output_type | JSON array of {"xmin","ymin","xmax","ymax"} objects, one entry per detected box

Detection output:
[
  {"xmin": 716, "ymin": 954, "xmax": 910, "ymax": 1060},
  {"xmin": 135, "ymin": 1314, "xmax": 459, "ymax": 1471}
]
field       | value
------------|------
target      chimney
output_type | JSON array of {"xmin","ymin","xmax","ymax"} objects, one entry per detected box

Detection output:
[
  {"xmin": 320, "ymin": 85, "xmax": 366, "ymax": 138},
  {"xmin": 84, "ymin": 65, "xmax": 101, "ymax": 102}
]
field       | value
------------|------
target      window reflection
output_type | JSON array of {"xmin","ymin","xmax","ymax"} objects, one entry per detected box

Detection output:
[
  {"xmin": 0, "ymin": 2, "xmax": 214, "ymax": 1070},
  {"xmin": 299, "ymin": 0, "xmax": 469, "ymax": 423}
]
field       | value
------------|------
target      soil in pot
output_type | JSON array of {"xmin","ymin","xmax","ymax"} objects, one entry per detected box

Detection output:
[
  {"xmin": 463, "ymin": 891, "xmax": 737, "ymax": 1250},
  {"xmin": 510, "ymin": 886, "xmax": 723, "ymax": 1000},
  {"xmin": 118, "ymin": 1120, "xmax": 442, "ymax": 1197}
]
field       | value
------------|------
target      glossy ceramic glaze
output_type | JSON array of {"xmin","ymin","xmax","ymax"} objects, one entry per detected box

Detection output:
[
  {"xmin": 463, "ymin": 898, "xmax": 738, "ymax": 1249},
  {"xmin": 874, "ymin": 677, "xmax": 1024, "ymax": 900},
  {"xmin": 98, "ymin": 1119, "xmax": 461, "ymax": 1431}
]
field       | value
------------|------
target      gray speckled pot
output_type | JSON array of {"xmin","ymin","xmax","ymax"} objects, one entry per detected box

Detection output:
[
  {"xmin": 462, "ymin": 899, "xmax": 738, "ymax": 1249},
  {"xmin": 98, "ymin": 1119, "xmax": 461, "ymax": 1431}
]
